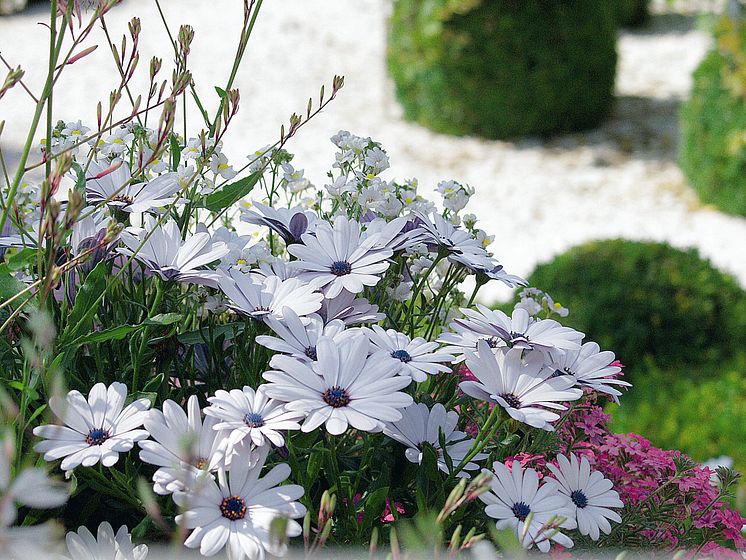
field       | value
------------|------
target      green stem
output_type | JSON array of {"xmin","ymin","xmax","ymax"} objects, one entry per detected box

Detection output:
[{"xmin": 132, "ymin": 278, "xmax": 165, "ymax": 391}]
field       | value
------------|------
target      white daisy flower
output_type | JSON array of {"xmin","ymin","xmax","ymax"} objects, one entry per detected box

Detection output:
[
  {"xmin": 384, "ymin": 402, "xmax": 486, "ymax": 476},
  {"xmin": 263, "ymin": 335, "xmax": 413, "ymax": 436},
  {"xmin": 287, "ymin": 214, "xmax": 393, "ymax": 299},
  {"xmin": 241, "ymin": 201, "xmax": 317, "ymax": 245},
  {"xmin": 86, "ymin": 161, "xmax": 181, "ymax": 214},
  {"xmin": 210, "ymin": 152, "xmax": 237, "ymax": 180},
  {"xmin": 118, "ymin": 217, "xmax": 229, "ymax": 288},
  {"xmin": 219, "ymin": 269, "xmax": 323, "ymax": 321},
  {"xmin": 548, "ymin": 342, "xmax": 631, "ymax": 403},
  {"xmin": 63, "ymin": 522, "xmax": 148, "ymax": 560},
  {"xmin": 100, "ymin": 127, "xmax": 134, "ymax": 157},
  {"xmin": 412, "ymin": 211, "xmax": 491, "ymax": 270},
  {"xmin": 204, "ymin": 385, "xmax": 304, "ymax": 450},
  {"xmin": 175, "ymin": 445, "xmax": 305, "ymax": 560},
  {"xmin": 461, "ymin": 343, "xmax": 582, "ymax": 431},
  {"xmin": 318, "ymin": 290, "xmax": 385, "ymax": 325},
  {"xmin": 362, "ymin": 325, "xmax": 455, "ymax": 382},
  {"xmin": 33, "ymin": 382, "xmax": 150, "ymax": 472},
  {"xmin": 546, "ymin": 454, "xmax": 624, "ymax": 541},
  {"xmin": 69, "ymin": 209, "xmax": 113, "ymax": 260},
  {"xmin": 256, "ymin": 309, "xmax": 348, "ymax": 363},
  {"xmin": 138, "ymin": 396, "xmax": 227, "ymax": 496},
  {"xmin": 480, "ymin": 461, "xmax": 575, "ymax": 552},
  {"xmin": 440, "ymin": 305, "xmax": 583, "ymax": 360}
]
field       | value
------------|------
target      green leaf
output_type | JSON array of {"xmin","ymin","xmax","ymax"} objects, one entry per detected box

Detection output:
[
  {"xmin": 70, "ymin": 162, "xmax": 87, "ymax": 192},
  {"xmin": 169, "ymin": 134, "xmax": 182, "ymax": 170},
  {"xmin": 59, "ymin": 261, "xmax": 107, "ymax": 345},
  {"xmin": 7, "ymin": 248, "xmax": 36, "ymax": 272},
  {"xmin": 215, "ymin": 86, "xmax": 227, "ymax": 99},
  {"xmin": 0, "ymin": 265, "xmax": 29, "ymax": 305},
  {"xmin": 420, "ymin": 442, "xmax": 441, "ymax": 482},
  {"xmin": 202, "ymin": 172, "xmax": 260, "ymax": 212},
  {"xmin": 360, "ymin": 486, "xmax": 390, "ymax": 530},
  {"xmin": 178, "ymin": 323, "xmax": 245, "ymax": 345},
  {"xmin": 67, "ymin": 324, "xmax": 143, "ymax": 347},
  {"xmin": 145, "ymin": 313, "xmax": 183, "ymax": 326}
]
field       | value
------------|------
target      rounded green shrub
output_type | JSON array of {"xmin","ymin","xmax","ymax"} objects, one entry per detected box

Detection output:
[
  {"xmin": 527, "ymin": 239, "xmax": 746, "ymax": 373},
  {"xmin": 617, "ymin": 0, "xmax": 650, "ymax": 27},
  {"xmin": 387, "ymin": 0, "xmax": 618, "ymax": 139},
  {"xmin": 610, "ymin": 360, "xmax": 746, "ymax": 471},
  {"xmin": 680, "ymin": 19, "xmax": 746, "ymax": 216}
]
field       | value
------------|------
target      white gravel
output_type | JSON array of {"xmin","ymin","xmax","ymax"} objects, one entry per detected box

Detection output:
[{"xmin": 1, "ymin": 0, "xmax": 744, "ymax": 302}]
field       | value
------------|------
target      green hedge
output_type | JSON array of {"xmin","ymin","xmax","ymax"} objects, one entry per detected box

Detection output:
[
  {"xmin": 527, "ymin": 239, "xmax": 746, "ymax": 374},
  {"xmin": 610, "ymin": 360, "xmax": 746, "ymax": 471},
  {"xmin": 680, "ymin": 25, "xmax": 746, "ymax": 216},
  {"xmin": 388, "ymin": 0, "xmax": 618, "ymax": 138}
]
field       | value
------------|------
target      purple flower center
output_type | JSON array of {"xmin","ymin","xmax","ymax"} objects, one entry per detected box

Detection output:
[
  {"xmin": 391, "ymin": 349, "xmax": 412, "ymax": 363},
  {"xmin": 322, "ymin": 385, "xmax": 351, "ymax": 408},
  {"xmin": 305, "ymin": 346, "xmax": 318, "ymax": 360},
  {"xmin": 484, "ymin": 337, "xmax": 501, "ymax": 348},
  {"xmin": 498, "ymin": 392, "xmax": 522, "ymax": 409},
  {"xmin": 85, "ymin": 428, "xmax": 110, "ymax": 446},
  {"xmin": 330, "ymin": 261, "xmax": 352, "ymax": 276},
  {"xmin": 243, "ymin": 412, "xmax": 264, "ymax": 428},
  {"xmin": 220, "ymin": 495, "xmax": 247, "ymax": 520},
  {"xmin": 571, "ymin": 489, "xmax": 588, "ymax": 508},
  {"xmin": 512, "ymin": 501, "xmax": 531, "ymax": 521}
]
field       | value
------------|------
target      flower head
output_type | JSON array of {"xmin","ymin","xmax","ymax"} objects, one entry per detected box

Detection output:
[
  {"xmin": 546, "ymin": 454, "xmax": 623, "ymax": 541},
  {"xmin": 480, "ymin": 461, "xmax": 575, "ymax": 552},
  {"xmin": 461, "ymin": 343, "xmax": 582, "ymax": 431},
  {"xmin": 63, "ymin": 522, "xmax": 147, "ymax": 560},
  {"xmin": 175, "ymin": 446, "xmax": 305, "ymax": 560},
  {"xmin": 384, "ymin": 402, "xmax": 486, "ymax": 476},
  {"xmin": 263, "ymin": 335, "xmax": 413, "ymax": 435},
  {"xmin": 256, "ymin": 309, "xmax": 348, "ymax": 363},
  {"xmin": 549, "ymin": 342, "xmax": 630, "ymax": 403},
  {"xmin": 241, "ymin": 201, "xmax": 317, "ymax": 245},
  {"xmin": 33, "ymin": 382, "xmax": 150, "ymax": 472},
  {"xmin": 86, "ymin": 161, "xmax": 181, "ymax": 213}
]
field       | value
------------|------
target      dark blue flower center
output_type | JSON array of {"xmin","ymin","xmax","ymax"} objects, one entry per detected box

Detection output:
[
  {"xmin": 484, "ymin": 336, "xmax": 501, "ymax": 348},
  {"xmin": 322, "ymin": 385, "xmax": 351, "ymax": 408},
  {"xmin": 498, "ymin": 392, "xmax": 522, "ymax": 409},
  {"xmin": 512, "ymin": 501, "xmax": 531, "ymax": 521},
  {"xmin": 85, "ymin": 428, "xmax": 110, "ymax": 446},
  {"xmin": 571, "ymin": 489, "xmax": 588, "ymax": 509},
  {"xmin": 305, "ymin": 345, "xmax": 317, "ymax": 360},
  {"xmin": 243, "ymin": 412, "xmax": 264, "ymax": 428},
  {"xmin": 330, "ymin": 261, "xmax": 352, "ymax": 276},
  {"xmin": 220, "ymin": 495, "xmax": 247, "ymax": 520},
  {"xmin": 391, "ymin": 349, "xmax": 412, "ymax": 363}
]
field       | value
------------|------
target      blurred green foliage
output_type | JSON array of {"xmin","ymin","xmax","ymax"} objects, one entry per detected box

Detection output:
[
  {"xmin": 680, "ymin": 17, "xmax": 746, "ymax": 216},
  {"xmin": 387, "ymin": 0, "xmax": 618, "ymax": 138},
  {"xmin": 527, "ymin": 239, "xmax": 746, "ymax": 376},
  {"xmin": 617, "ymin": 0, "xmax": 650, "ymax": 27},
  {"xmin": 610, "ymin": 359, "xmax": 746, "ymax": 471}
]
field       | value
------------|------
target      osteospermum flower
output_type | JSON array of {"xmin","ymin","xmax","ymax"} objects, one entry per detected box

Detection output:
[
  {"xmin": 549, "ymin": 342, "xmax": 631, "ymax": 403},
  {"xmin": 219, "ymin": 269, "xmax": 323, "ymax": 321},
  {"xmin": 63, "ymin": 522, "xmax": 148, "ymax": 560},
  {"xmin": 440, "ymin": 305, "xmax": 583, "ymax": 360},
  {"xmin": 138, "ymin": 396, "xmax": 226, "ymax": 496},
  {"xmin": 33, "ymin": 382, "xmax": 150, "ymax": 472},
  {"xmin": 546, "ymin": 454, "xmax": 624, "ymax": 541},
  {"xmin": 263, "ymin": 335, "xmax": 413, "ymax": 435},
  {"xmin": 480, "ymin": 461, "xmax": 575, "ymax": 552},
  {"xmin": 318, "ymin": 290, "xmax": 385, "ymax": 325},
  {"xmin": 362, "ymin": 325, "xmax": 455, "ymax": 382},
  {"xmin": 204, "ymin": 385, "xmax": 304, "ymax": 450},
  {"xmin": 256, "ymin": 309, "xmax": 348, "ymax": 363},
  {"xmin": 461, "ymin": 343, "xmax": 582, "ymax": 431},
  {"xmin": 383, "ymin": 402, "xmax": 486, "ymax": 476},
  {"xmin": 118, "ymin": 217, "xmax": 229, "ymax": 287},
  {"xmin": 287, "ymin": 214, "xmax": 393, "ymax": 298},
  {"xmin": 86, "ymin": 160, "xmax": 181, "ymax": 213},
  {"xmin": 175, "ymin": 446, "xmax": 305, "ymax": 560},
  {"xmin": 412, "ymin": 211, "xmax": 492, "ymax": 269},
  {"xmin": 241, "ymin": 200, "xmax": 316, "ymax": 244}
]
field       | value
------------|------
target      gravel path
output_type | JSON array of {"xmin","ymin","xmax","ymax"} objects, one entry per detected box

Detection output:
[{"xmin": 1, "ymin": 0, "xmax": 744, "ymax": 302}]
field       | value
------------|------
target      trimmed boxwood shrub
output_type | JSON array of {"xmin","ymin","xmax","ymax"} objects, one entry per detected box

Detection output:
[
  {"xmin": 610, "ymin": 360, "xmax": 746, "ymax": 471},
  {"xmin": 527, "ymin": 239, "xmax": 746, "ymax": 374},
  {"xmin": 388, "ymin": 0, "xmax": 618, "ymax": 139},
  {"xmin": 617, "ymin": 0, "xmax": 650, "ymax": 28},
  {"xmin": 680, "ymin": 19, "xmax": 746, "ymax": 216}
]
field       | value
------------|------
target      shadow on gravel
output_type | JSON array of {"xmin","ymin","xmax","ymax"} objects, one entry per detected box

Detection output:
[{"xmin": 623, "ymin": 12, "xmax": 704, "ymax": 36}]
